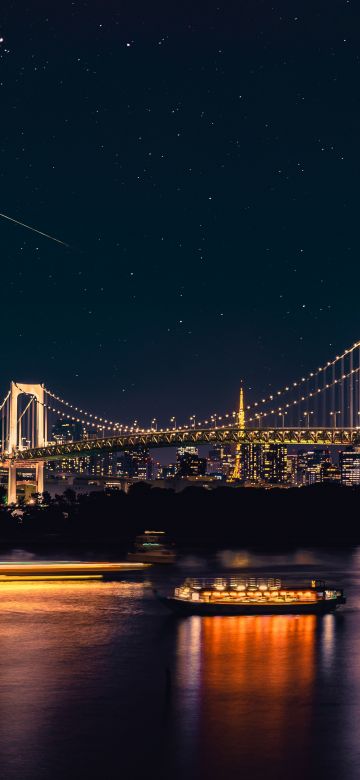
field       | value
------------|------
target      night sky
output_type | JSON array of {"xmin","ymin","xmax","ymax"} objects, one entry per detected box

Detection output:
[{"xmin": 1, "ymin": 1, "xmax": 359, "ymax": 427}]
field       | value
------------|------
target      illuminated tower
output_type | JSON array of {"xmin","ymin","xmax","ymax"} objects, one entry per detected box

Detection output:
[{"xmin": 230, "ymin": 384, "xmax": 245, "ymax": 481}]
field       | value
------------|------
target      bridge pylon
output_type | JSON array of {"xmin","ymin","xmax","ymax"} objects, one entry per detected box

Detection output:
[{"xmin": 6, "ymin": 382, "xmax": 46, "ymax": 504}]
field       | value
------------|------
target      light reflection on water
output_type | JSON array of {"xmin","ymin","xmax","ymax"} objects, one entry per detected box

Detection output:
[
  {"xmin": 175, "ymin": 614, "xmax": 319, "ymax": 779},
  {"xmin": 0, "ymin": 551, "xmax": 359, "ymax": 779}
]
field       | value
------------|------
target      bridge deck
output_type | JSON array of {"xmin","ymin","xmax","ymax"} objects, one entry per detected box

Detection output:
[{"xmin": 3, "ymin": 427, "xmax": 360, "ymax": 462}]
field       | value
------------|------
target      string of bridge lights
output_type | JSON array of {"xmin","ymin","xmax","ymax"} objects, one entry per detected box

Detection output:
[
  {"xmin": 246, "ymin": 364, "xmax": 360, "ymax": 423},
  {"xmin": 45, "ymin": 405, "xmax": 142, "ymax": 435},
  {"xmin": 244, "ymin": 339, "xmax": 360, "ymax": 412},
  {"xmin": 45, "ymin": 386, "xmax": 241, "ymax": 432},
  {"xmin": 3, "ymin": 372, "xmax": 360, "ymax": 443},
  {"xmin": 41, "ymin": 356, "xmax": 360, "ymax": 437},
  {"xmin": 13, "ymin": 385, "xmax": 133, "ymax": 435},
  {"xmin": 46, "ymin": 403, "xmax": 232, "ymax": 435},
  {"xmin": 44, "ymin": 387, "xmax": 127, "ymax": 429},
  {"xmin": 3, "ymin": 341, "xmax": 360, "ymax": 439}
]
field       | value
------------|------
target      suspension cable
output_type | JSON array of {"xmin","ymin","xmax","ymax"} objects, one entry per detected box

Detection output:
[
  {"xmin": 44, "ymin": 387, "xmax": 125, "ymax": 427},
  {"xmin": 244, "ymin": 339, "xmax": 360, "ymax": 412}
]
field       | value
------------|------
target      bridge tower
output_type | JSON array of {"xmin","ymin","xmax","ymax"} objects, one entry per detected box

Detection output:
[
  {"xmin": 7, "ymin": 382, "xmax": 46, "ymax": 504},
  {"xmin": 230, "ymin": 384, "xmax": 245, "ymax": 481}
]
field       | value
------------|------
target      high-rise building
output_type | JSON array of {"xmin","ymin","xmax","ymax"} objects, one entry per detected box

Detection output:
[
  {"xmin": 177, "ymin": 447, "xmax": 207, "ymax": 477},
  {"xmin": 319, "ymin": 461, "xmax": 340, "ymax": 483},
  {"xmin": 159, "ymin": 463, "xmax": 177, "ymax": 479},
  {"xmin": 207, "ymin": 444, "xmax": 232, "ymax": 478},
  {"xmin": 262, "ymin": 445, "xmax": 288, "ymax": 484},
  {"xmin": 209, "ymin": 442, "xmax": 288, "ymax": 485},
  {"xmin": 52, "ymin": 418, "xmax": 84, "ymax": 443},
  {"xmin": 286, "ymin": 453, "xmax": 299, "ymax": 485},
  {"xmin": 220, "ymin": 448, "xmax": 235, "ymax": 479},
  {"xmin": 299, "ymin": 450, "xmax": 333, "ymax": 485},
  {"xmin": 207, "ymin": 445, "xmax": 224, "ymax": 473},
  {"xmin": 46, "ymin": 456, "xmax": 91, "ymax": 476},
  {"xmin": 47, "ymin": 419, "xmax": 88, "ymax": 475},
  {"xmin": 242, "ymin": 443, "xmax": 263, "ymax": 483},
  {"xmin": 88, "ymin": 451, "xmax": 117, "ymax": 478},
  {"xmin": 339, "ymin": 449, "xmax": 360, "ymax": 486},
  {"xmin": 117, "ymin": 447, "xmax": 153, "ymax": 480},
  {"xmin": 48, "ymin": 419, "xmax": 120, "ymax": 477}
]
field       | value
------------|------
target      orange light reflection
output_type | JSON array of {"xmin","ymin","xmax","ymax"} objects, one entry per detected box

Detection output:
[{"xmin": 175, "ymin": 615, "xmax": 317, "ymax": 778}]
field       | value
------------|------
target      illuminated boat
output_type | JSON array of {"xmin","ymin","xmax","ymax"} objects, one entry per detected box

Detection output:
[
  {"xmin": 0, "ymin": 561, "xmax": 150, "ymax": 581},
  {"xmin": 157, "ymin": 576, "xmax": 346, "ymax": 615},
  {"xmin": 127, "ymin": 530, "xmax": 176, "ymax": 564}
]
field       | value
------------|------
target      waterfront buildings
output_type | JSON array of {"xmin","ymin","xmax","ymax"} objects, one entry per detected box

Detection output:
[
  {"xmin": 299, "ymin": 450, "xmax": 334, "ymax": 485},
  {"xmin": 177, "ymin": 447, "xmax": 207, "ymax": 477},
  {"xmin": 339, "ymin": 449, "xmax": 360, "ymax": 486},
  {"xmin": 41, "ymin": 416, "xmax": 359, "ymax": 495},
  {"xmin": 159, "ymin": 463, "xmax": 178, "ymax": 479},
  {"xmin": 207, "ymin": 444, "xmax": 235, "ymax": 479},
  {"xmin": 286, "ymin": 453, "xmax": 299, "ymax": 485},
  {"xmin": 242, "ymin": 443, "xmax": 263, "ymax": 483},
  {"xmin": 261, "ymin": 444, "xmax": 288, "ymax": 484},
  {"xmin": 319, "ymin": 461, "xmax": 341, "ymax": 483},
  {"xmin": 206, "ymin": 444, "xmax": 342, "ymax": 487},
  {"xmin": 48, "ymin": 418, "xmax": 152, "ymax": 480},
  {"xmin": 52, "ymin": 418, "xmax": 84, "ymax": 443},
  {"xmin": 226, "ymin": 443, "xmax": 288, "ymax": 485},
  {"xmin": 117, "ymin": 448, "xmax": 153, "ymax": 480}
]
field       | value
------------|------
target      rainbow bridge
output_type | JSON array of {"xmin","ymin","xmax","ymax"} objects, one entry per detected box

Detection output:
[{"xmin": 1, "ymin": 338, "xmax": 360, "ymax": 501}]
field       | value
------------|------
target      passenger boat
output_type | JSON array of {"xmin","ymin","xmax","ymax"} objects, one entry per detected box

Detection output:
[
  {"xmin": 127, "ymin": 530, "xmax": 176, "ymax": 564},
  {"xmin": 157, "ymin": 576, "xmax": 346, "ymax": 615}
]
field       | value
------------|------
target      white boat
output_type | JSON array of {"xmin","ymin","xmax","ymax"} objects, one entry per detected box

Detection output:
[{"xmin": 127, "ymin": 530, "xmax": 176, "ymax": 564}]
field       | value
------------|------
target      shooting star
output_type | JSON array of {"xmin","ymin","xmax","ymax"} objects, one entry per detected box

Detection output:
[{"xmin": 0, "ymin": 212, "xmax": 69, "ymax": 247}]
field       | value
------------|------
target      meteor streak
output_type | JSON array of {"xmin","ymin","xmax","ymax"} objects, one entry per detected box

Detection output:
[{"xmin": 0, "ymin": 211, "xmax": 69, "ymax": 247}]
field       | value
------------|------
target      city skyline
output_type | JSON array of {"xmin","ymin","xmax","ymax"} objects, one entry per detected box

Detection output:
[{"xmin": 26, "ymin": 413, "xmax": 360, "ymax": 490}]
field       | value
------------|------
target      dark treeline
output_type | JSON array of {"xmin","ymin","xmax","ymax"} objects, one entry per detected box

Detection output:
[{"xmin": 0, "ymin": 482, "xmax": 358, "ymax": 548}]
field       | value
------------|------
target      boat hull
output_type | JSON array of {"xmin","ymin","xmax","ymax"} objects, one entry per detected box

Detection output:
[{"xmin": 158, "ymin": 596, "xmax": 342, "ymax": 616}]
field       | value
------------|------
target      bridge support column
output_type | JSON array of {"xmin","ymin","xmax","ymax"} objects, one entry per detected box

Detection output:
[
  {"xmin": 9, "ymin": 381, "xmax": 45, "ymax": 451},
  {"xmin": 8, "ymin": 464, "xmax": 17, "ymax": 505},
  {"xmin": 36, "ymin": 462, "xmax": 44, "ymax": 496}
]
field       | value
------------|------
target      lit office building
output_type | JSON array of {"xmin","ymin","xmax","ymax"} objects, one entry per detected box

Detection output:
[
  {"xmin": 220, "ymin": 449, "xmax": 236, "ymax": 479},
  {"xmin": 299, "ymin": 450, "xmax": 333, "ymax": 485},
  {"xmin": 286, "ymin": 453, "xmax": 299, "ymax": 485},
  {"xmin": 117, "ymin": 447, "xmax": 153, "ymax": 480},
  {"xmin": 242, "ymin": 443, "xmax": 263, "ymax": 483},
  {"xmin": 207, "ymin": 444, "xmax": 233, "ymax": 479},
  {"xmin": 207, "ymin": 445, "xmax": 225, "ymax": 473},
  {"xmin": 339, "ymin": 450, "xmax": 360, "ymax": 486},
  {"xmin": 320, "ymin": 461, "xmax": 340, "ymax": 483},
  {"xmin": 89, "ymin": 451, "xmax": 117, "ymax": 478},
  {"xmin": 159, "ymin": 463, "xmax": 177, "ymax": 479},
  {"xmin": 48, "ymin": 418, "xmax": 117, "ymax": 477},
  {"xmin": 47, "ymin": 456, "xmax": 91, "ymax": 476},
  {"xmin": 177, "ymin": 447, "xmax": 207, "ymax": 477},
  {"xmin": 52, "ymin": 418, "xmax": 84, "ymax": 443},
  {"xmin": 262, "ymin": 445, "xmax": 288, "ymax": 485}
]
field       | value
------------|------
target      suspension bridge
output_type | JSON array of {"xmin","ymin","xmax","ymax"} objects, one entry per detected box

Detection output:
[{"xmin": 1, "ymin": 338, "xmax": 360, "ymax": 502}]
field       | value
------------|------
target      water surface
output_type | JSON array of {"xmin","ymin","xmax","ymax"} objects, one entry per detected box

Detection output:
[{"xmin": 0, "ymin": 548, "xmax": 359, "ymax": 779}]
